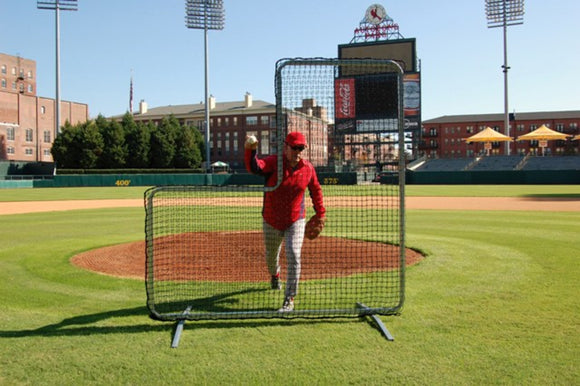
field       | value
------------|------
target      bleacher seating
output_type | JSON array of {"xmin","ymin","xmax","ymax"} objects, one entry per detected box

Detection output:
[
  {"xmin": 414, "ymin": 158, "xmax": 473, "ymax": 172},
  {"xmin": 470, "ymin": 155, "xmax": 524, "ymax": 171},
  {"xmin": 520, "ymin": 156, "xmax": 580, "ymax": 170},
  {"xmin": 414, "ymin": 155, "xmax": 580, "ymax": 172}
]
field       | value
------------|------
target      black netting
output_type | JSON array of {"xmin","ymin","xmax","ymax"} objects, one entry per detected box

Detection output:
[{"xmin": 145, "ymin": 58, "xmax": 405, "ymax": 321}]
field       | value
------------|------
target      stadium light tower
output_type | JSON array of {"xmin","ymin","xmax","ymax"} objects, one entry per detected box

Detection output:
[
  {"xmin": 486, "ymin": 0, "xmax": 524, "ymax": 155},
  {"xmin": 186, "ymin": 0, "xmax": 225, "ymax": 172},
  {"xmin": 37, "ymin": 0, "xmax": 78, "ymax": 139}
]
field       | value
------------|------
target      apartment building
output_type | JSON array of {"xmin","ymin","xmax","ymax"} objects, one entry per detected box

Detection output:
[
  {"xmin": 0, "ymin": 53, "xmax": 89, "ymax": 162},
  {"xmin": 420, "ymin": 111, "xmax": 580, "ymax": 158}
]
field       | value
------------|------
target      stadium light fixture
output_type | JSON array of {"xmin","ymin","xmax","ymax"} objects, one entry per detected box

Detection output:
[
  {"xmin": 486, "ymin": 0, "xmax": 524, "ymax": 156},
  {"xmin": 186, "ymin": 0, "xmax": 225, "ymax": 172},
  {"xmin": 37, "ymin": 0, "xmax": 78, "ymax": 139}
]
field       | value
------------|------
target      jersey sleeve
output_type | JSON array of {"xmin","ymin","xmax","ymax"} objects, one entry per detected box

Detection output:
[{"xmin": 244, "ymin": 149, "xmax": 276, "ymax": 175}]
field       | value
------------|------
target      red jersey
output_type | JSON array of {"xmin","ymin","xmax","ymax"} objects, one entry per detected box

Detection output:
[{"xmin": 245, "ymin": 149, "xmax": 325, "ymax": 231}]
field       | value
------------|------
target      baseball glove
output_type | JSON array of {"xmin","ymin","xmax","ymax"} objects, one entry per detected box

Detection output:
[{"xmin": 305, "ymin": 215, "xmax": 325, "ymax": 240}]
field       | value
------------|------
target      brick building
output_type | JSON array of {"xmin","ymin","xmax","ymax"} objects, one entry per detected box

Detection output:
[
  {"xmin": 420, "ymin": 111, "xmax": 580, "ymax": 158},
  {"xmin": 0, "ymin": 53, "xmax": 89, "ymax": 162},
  {"xmin": 129, "ymin": 93, "xmax": 329, "ymax": 171}
]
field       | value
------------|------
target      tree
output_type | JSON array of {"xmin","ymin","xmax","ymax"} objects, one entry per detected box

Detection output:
[
  {"xmin": 174, "ymin": 125, "xmax": 203, "ymax": 168},
  {"xmin": 76, "ymin": 120, "xmax": 104, "ymax": 169},
  {"xmin": 51, "ymin": 120, "xmax": 103, "ymax": 169},
  {"xmin": 149, "ymin": 116, "xmax": 176, "ymax": 168},
  {"xmin": 123, "ymin": 113, "xmax": 150, "ymax": 168},
  {"xmin": 96, "ymin": 115, "xmax": 127, "ymax": 168},
  {"xmin": 51, "ymin": 121, "xmax": 80, "ymax": 168}
]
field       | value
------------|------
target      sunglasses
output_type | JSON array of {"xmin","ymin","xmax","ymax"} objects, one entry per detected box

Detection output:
[{"xmin": 285, "ymin": 142, "xmax": 305, "ymax": 151}]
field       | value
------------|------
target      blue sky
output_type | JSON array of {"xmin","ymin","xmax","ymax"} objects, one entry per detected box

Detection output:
[{"xmin": 2, "ymin": 0, "xmax": 579, "ymax": 120}]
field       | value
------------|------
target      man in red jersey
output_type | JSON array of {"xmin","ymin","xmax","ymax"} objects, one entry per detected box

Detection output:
[{"xmin": 244, "ymin": 132, "xmax": 326, "ymax": 312}]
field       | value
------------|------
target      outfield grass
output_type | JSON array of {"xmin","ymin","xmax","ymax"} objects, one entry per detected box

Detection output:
[
  {"xmin": 0, "ymin": 186, "xmax": 578, "ymax": 384},
  {"xmin": 0, "ymin": 184, "xmax": 579, "ymax": 202}
]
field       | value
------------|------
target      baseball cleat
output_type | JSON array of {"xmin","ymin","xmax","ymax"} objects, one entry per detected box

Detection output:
[{"xmin": 278, "ymin": 297, "xmax": 294, "ymax": 312}]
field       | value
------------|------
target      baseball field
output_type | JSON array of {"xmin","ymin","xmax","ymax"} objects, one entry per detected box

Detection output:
[{"xmin": 0, "ymin": 184, "xmax": 578, "ymax": 384}]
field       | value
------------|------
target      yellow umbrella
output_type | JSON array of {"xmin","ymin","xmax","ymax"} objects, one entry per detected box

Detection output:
[
  {"xmin": 516, "ymin": 124, "xmax": 570, "ymax": 155},
  {"xmin": 464, "ymin": 127, "xmax": 512, "ymax": 155},
  {"xmin": 515, "ymin": 124, "xmax": 569, "ymax": 141},
  {"xmin": 464, "ymin": 127, "xmax": 513, "ymax": 143},
  {"xmin": 572, "ymin": 134, "xmax": 580, "ymax": 141}
]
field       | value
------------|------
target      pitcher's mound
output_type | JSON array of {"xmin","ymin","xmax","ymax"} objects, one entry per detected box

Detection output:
[{"xmin": 72, "ymin": 231, "xmax": 423, "ymax": 281}]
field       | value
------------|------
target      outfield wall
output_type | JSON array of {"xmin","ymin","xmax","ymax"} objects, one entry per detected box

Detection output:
[
  {"xmin": 27, "ymin": 172, "xmax": 358, "ymax": 188},
  {"xmin": 1, "ymin": 170, "xmax": 577, "ymax": 189}
]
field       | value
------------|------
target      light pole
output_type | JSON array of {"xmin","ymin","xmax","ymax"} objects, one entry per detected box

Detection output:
[
  {"xmin": 185, "ymin": 0, "xmax": 225, "ymax": 172},
  {"xmin": 37, "ymin": 0, "xmax": 78, "ymax": 139},
  {"xmin": 486, "ymin": 0, "xmax": 524, "ymax": 156}
]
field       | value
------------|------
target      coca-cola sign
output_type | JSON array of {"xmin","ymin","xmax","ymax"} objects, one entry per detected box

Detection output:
[{"xmin": 334, "ymin": 78, "xmax": 356, "ymax": 119}]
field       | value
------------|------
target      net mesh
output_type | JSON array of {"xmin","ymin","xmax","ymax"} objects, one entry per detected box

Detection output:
[{"xmin": 145, "ymin": 58, "xmax": 405, "ymax": 321}]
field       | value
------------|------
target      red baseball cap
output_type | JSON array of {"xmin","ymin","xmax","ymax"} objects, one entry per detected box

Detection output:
[{"xmin": 285, "ymin": 132, "xmax": 307, "ymax": 147}]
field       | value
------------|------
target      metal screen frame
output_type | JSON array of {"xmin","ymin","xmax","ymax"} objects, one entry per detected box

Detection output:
[{"xmin": 144, "ymin": 58, "xmax": 406, "ymax": 345}]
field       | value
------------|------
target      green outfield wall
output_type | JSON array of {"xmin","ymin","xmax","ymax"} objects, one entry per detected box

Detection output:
[
  {"xmin": 26, "ymin": 172, "xmax": 358, "ymax": 188},
  {"xmin": 1, "ymin": 170, "xmax": 577, "ymax": 189}
]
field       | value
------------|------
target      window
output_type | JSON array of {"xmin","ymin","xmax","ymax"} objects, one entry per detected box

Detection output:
[
  {"xmin": 1, "ymin": 65, "xmax": 6, "ymax": 74},
  {"xmin": 44, "ymin": 149, "xmax": 51, "ymax": 157},
  {"xmin": 233, "ymin": 117, "xmax": 238, "ymax": 126},
  {"xmin": 269, "ymin": 116, "xmax": 276, "ymax": 128},
  {"xmin": 7, "ymin": 147, "xmax": 15, "ymax": 154},
  {"xmin": 260, "ymin": 131, "xmax": 269, "ymax": 154},
  {"xmin": 27, "ymin": 84, "xmax": 33, "ymax": 93},
  {"xmin": 27, "ymin": 71, "xmax": 33, "ymax": 79},
  {"xmin": 556, "ymin": 123, "xmax": 564, "ymax": 132},
  {"xmin": 224, "ymin": 132, "xmax": 230, "ymax": 152},
  {"xmin": 26, "ymin": 129, "xmax": 33, "ymax": 142},
  {"xmin": 517, "ymin": 124, "xmax": 525, "ymax": 132},
  {"xmin": 25, "ymin": 148, "xmax": 33, "ymax": 156},
  {"xmin": 6, "ymin": 127, "xmax": 15, "ymax": 141},
  {"xmin": 233, "ymin": 132, "xmax": 239, "ymax": 152},
  {"xmin": 246, "ymin": 116, "xmax": 258, "ymax": 126},
  {"xmin": 11, "ymin": 67, "xmax": 16, "ymax": 75},
  {"xmin": 12, "ymin": 81, "xmax": 16, "ymax": 90},
  {"xmin": 260, "ymin": 116, "xmax": 269, "ymax": 125},
  {"xmin": 41, "ymin": 106, "xmax": 46, "ymax": 114},
  {"xmin": 44, "ymin": 130, "xmax": 51, "ymax": 143}
]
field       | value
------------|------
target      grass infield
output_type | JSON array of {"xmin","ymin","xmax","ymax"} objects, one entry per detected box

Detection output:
[{"xmin": 0, "ymin": 185, "xmax": 578, "ymax": 384}]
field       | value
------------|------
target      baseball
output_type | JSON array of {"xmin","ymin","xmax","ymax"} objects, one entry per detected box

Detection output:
[{"xmin": 247, "ymin": 135, "xmax": 257, "ymax": 145}]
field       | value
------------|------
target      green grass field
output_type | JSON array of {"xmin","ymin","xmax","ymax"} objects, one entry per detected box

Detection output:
[
  {"xmin": 0, "ymin": 184, "xmax": 579, "ymax": 201},
  {"xmin": 0, "ymin": 185, "xmax": 578, "ymax": 384}
]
